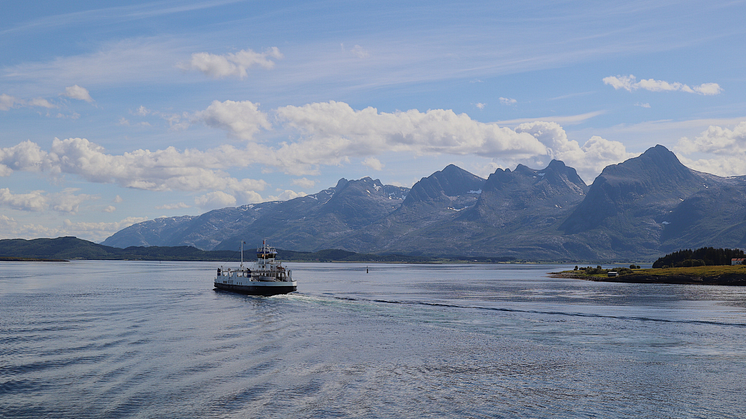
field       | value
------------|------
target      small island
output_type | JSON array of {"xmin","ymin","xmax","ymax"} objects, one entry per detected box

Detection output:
[
  {"xmin": 555, "ymin": 247, "xmax": 746, "ymax": 286},
  {"xmin": 554, "ymin": 265, "xmax": 746, "ymax": 286}
]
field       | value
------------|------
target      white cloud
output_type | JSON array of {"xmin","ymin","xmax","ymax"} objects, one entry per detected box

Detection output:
[
  {"xmin": 0, "ymin": 140, "xmax": 47, "ymax": 174},
  {"xmin": 155, "ymin": 202, "xmax": 190, "ymax": 210},
  {"xmin": 1, "ymin": 94, "xmax": 56, "ymax": 111},
  {"xmin": 0, "ymin": 187, "xmax": 98, "ymax": 213},
  {"xmin": 635, "ymin": 102, "xmax": 651, "ymax": 108},
  {"xmin": 0, "ymin": 214, "xmax": 51, "ymax": 239},
  {"xmin": 62, "ymin": 85, "xmax": 94, "ymax": 102},
  {"xmin": 0, "ymin": 137, "xmax": 269, "ymax": 201},
  {"xmin": 362, "ymin": 157, "xmax": 384, "ymax": 171},
  {"xmin": 267, "ymin": 190, "xmax": 307, "ymax": 201},
  {"xmin": 0, "ymin": 94, "xmax": 17, "ymax": 110},
  {"xmin": 0, "ymin": 209, "xmax": 135, "ymax": 241},
  {"xmin": 103, "ymin": 206, "xmax": 116, "ymax": 213},
  {"xmin": 28, "ymin": 97, "xmax": 56, "ymax": 108},
  {"xmin": 675, "ymin": 121, "xmax": 746, "ymax": 176},
  {"xmin": 56, "ymin": 111, "xmax": 80, "ymax": 120},
  {"xmin": 498, "ymin": 110, "xmax": 605, "ymax": 127},
  {"xmin": 194, "ymin": 100, "xmax": 271, "ymax": 141},
  {"xmin": 195, "ymin": 191, "xmax": 236, "ymax": 210},
  {"xmin": 515, "ymin": 121, "xmax": 636, "ymax": 182},
  {"xmin": 113, "ymin": 195, "xmax": 123, "ymax": 203},
  {"xmin": 50, "ymin": 189, "xmax": 98, "ymax": 213},
  {"xmin": 118, "ymin": 116, "xmax": 151, "ymax": 127},
  {"xmin": 603, "ymin": 75, "xmax": 722, "ymax": 95},
  {"xmin": 0, "ymin": 188, "xmax": 47, "ymax": 212},
  {"xmin": 274, "ymin": 101, "xmax": 547, "ymax": 173},
  {"xmin": 475, "ymin": 103, "xmax": 486, "ymax": 109},
  {"xmin": 499, "ymin": 97, "xmax": 517, "ymax": 105},
  {"xmin": 691, "ymin": 83, "xmax": 723, "ymax": 96},
  {"xmin": 178, "ymin": 47, "xmax": 283, "ymax": 79},
  {"xmin": 134, "ymin": 105, "xmax": 150, "ymax": 116},
  {"xmin": 292, "ymin": 177, "xmax": 316, "ymax": 188},
  {"xmin": 350, "ymin": 45, "xmax": 369, "ymax": 58}
]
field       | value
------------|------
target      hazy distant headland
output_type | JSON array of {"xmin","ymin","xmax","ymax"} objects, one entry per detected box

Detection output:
[{"xmin": 0, "ymin": 236, "xmax": 516, "ymax": 263}]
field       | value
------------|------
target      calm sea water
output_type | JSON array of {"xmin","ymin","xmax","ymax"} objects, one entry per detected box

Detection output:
[{"xmin": 2, "ymin": 261, "xmax": 746, "ymax": 418}]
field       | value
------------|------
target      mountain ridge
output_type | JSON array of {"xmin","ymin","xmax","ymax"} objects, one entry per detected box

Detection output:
[{"xmin": 102, "ymin": 145, "xmax": 746, "ymax": 261}]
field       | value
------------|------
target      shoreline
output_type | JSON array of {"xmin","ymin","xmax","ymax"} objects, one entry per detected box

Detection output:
[
  {"xmin": 0, "ymin": 257, "xmax": 68, "ymax": 262},
  {"xmin": 552, "ymin": 266, "xmax": 746, "ymax": 286}
]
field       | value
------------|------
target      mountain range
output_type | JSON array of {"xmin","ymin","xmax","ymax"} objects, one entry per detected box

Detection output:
[{"xmin": 103, "ymin": 145, "xmax": 746, "ymax": 261}]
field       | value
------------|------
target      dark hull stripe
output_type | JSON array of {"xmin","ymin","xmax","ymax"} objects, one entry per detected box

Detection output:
[{"xmin": 214, "ymin": 282, "xmax": 297, "ymax": 296}]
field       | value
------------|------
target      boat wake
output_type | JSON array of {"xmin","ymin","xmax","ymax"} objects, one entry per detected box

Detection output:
[{"xmin": 290, "ymin": 293, "xmax": 746, "ymax": 329}]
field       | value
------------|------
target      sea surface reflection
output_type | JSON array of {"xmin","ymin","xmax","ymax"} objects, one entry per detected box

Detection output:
[{"xmin": 2, "ymin": 261, "xmax": 745, "ymax": 417}]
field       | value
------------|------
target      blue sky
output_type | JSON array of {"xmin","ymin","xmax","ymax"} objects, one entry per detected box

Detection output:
[{"xmin": 2, "ymin": 0, "xmax": 746, "ymax": 242}]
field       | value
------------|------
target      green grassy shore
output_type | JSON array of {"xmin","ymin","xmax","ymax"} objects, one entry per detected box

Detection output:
[{"xmin": 554, "ymin": 265, "xmax": 746, "ymax": 285}]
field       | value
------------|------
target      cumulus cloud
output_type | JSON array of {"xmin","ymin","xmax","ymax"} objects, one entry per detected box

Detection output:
[
  {"xmin": 675, "ymin": 121, "xmax": 746, "ymax": 175},
  {"xmin": 0, "ymin": 188, "xmax": 47, "ymax": 212},
  {"xmin": 273, "ymin": 101, "xmax": 546, "ymax": 174},
  {"xmin": 0, "ymin": 214, "xmax": 50, "ymax": 239},
  {"xmin": 62, "ymin": 85, "xmax": 94, "ymax": 102},
  {"xmin": 268, "ymin": 190, "xmax": 307, "ymax": 201},
  {"xmin": 0, "ymin": 140, "xmax": 47, "ymax": 175},
  {"xmin": 0, "ymin": 137, "xmax": 269, "ymax": 204},
  {"xmin": 178, "ymin": 47, "xmax": 283, "ymax": 79},
  {"xmin": 499, "ymin": 97, "xmax": 517, "ymax": 105},
  {"xmin": 0, "ymin": 94, "xmax": 17, "ymax": 110},
  {"xmin": 1, "ymin": 94, "xmax": 57, "ymax": 111},
  {"xmin": 193, "ymin": 100, "xmax": 271, "ymax": 140},
  {"xmin": 155, "ymin": 202, "xmax": 190, "ymax": 210},
  {"xmin": 50, "ymin": 189, "xmax": 98, "ymax": 213},
  {"xmin": 118, "ymin": 117, "xmax": 151, "ymax": 127},
  {"xmin": 28, "ymin": 98, "xmax": 56, "ymax": 109},
  {"xmin": 515, "ymin": 121, "xmax": 636, "ymax": 181},
  {"xmin": 103, "ymin": 206, "xmax": 116, "ymax": 213},
  {"xmin": 362, "ymin": 157, "xmax": 384, "ymax": 171},
  {"xmin": 603, "ymin": 75, "xmax": 722, "ymax": 95},
  {"xmin": 475, "ymin": 103, "xmax": 486, "ymax": 109},
  {"xmin": 0, "ymin": 188, "xmax": 97, "ymax": 213},
  {"xmin": 292, "ymin": 177, "xmax": 316, "ymax": 188},
  {"xmin": 195, "ymin": 191, "xmax": 236, "ymax": 210}
]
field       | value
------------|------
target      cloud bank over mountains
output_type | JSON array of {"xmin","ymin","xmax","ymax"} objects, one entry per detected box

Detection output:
[{"xmin": 0, "ymin": 99, "xmax": 637, "ymax": 207}]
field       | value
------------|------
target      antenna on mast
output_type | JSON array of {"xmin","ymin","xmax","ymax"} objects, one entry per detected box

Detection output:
[{"xmin": 240, "ymin": 241, "xmax": 245, "ymax": 267}]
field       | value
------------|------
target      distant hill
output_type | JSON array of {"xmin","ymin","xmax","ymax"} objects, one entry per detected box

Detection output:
[
  {"xmin": 0, "ymin": 237, "xmax": 491, "ymax": 263},
  {"xmin": 0, "ymin": 237, "xmax": 238, "ymax": 261},
  {"xmin": 100, "ymin": 145, "xmax": 746, "ymax": 262}
]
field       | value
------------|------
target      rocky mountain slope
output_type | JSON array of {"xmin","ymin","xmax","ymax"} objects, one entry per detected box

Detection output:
[{"xmin": 103, "ymin": 145, "xmax": 746, "ymax": 261}]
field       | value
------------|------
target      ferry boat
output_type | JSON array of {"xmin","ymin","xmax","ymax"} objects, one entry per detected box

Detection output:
[{"xmin": 214, "ymin": 241, "xmax": 297, "ymax": 296}]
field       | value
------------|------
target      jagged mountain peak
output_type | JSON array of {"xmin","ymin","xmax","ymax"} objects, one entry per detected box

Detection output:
[
  {"xmin": 598, "ymin": 144, "xmax": 692, "ymax": 184},
  {"xmin": 560, "ymin": 144, "xmax": 703, "ymax": 238},
  {"xmin": 403, "ymin": 164, "xmax": 485, "ymax": 205},
  {"xmin": 473, "ymin": 159, "xmax": 587, "ymax": 208},
  {"xmin": 334, "ymin": 178, "xmax": 349, "ymax": 190}
]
